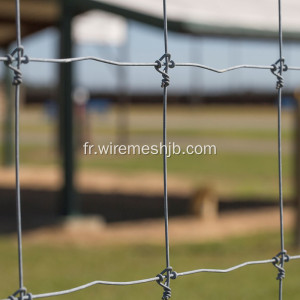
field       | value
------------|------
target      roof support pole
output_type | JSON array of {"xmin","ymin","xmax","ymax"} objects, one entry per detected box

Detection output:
[{"xmin": 59, "ymin": 0, "xmax": 78, "ymax": 215}]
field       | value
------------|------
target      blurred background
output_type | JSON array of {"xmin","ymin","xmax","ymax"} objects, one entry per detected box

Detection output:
[{"xmin": 1, "ymin": 0, "xmax": 300, "ymax": 299}]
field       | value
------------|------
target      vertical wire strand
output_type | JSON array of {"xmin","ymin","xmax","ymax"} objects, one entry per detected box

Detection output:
[
  {"xmin": 14, "ymin": 0, "xmax": 24, "ymax": 291},
  {"xmin": 277, "ymin": 0, "xmax": 285, "ymax": 299},
  {"xmin": 162, "ymin": 0, "xmax": 171, "ymax": 286},
  {"xmin": 277, "ymin": 67, "xmax": 284, "ymax": 300}
]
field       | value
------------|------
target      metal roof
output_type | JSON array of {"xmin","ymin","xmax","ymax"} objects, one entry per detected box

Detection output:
[
  {"xmin": 0, "ymin": 0, "xmax": 59, "ymax": 47},
  {"xmin": 89, "ymin": 0, "xmax": 300, "ymax": 40},
  {"xmin": 1, "ymin": 0, "xmax": 300, "ymax": 47}
]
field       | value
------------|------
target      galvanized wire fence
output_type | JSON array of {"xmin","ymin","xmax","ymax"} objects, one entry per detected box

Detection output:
[{"xmin": 1, "ymin": 0, "xmax": 300, "ymax": 300}]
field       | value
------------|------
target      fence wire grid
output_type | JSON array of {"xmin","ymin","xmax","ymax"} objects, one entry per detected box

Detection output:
[{"xmin": 1, "ymin": 0, "xmax": 300, "ymax": 300}]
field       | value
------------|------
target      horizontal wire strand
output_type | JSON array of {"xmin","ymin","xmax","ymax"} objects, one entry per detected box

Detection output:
[
  {"xmin": 287, "ymin": 66, "xmax": 300, "ymax": 70},
  {"xmin": 177, "ymin": 258, "xmax": 279, "ymax": 276},
  {"xmin": 0, "ymin": 56, "xmax": 156, "ymax": 66},
  {"xmin": 2, "ymin": 255, "xmax": 300, "ymax": 300},
  {"xmin": 174, "ymin": 63, "xmax": 273, "ymax": 72},
  {"xmin": 2, "ymin": 55, "xmax": 300, "ymax": 72},
  {"xmin": 28, "ymin": 57, "xmax": 155, "ymax": 66}
]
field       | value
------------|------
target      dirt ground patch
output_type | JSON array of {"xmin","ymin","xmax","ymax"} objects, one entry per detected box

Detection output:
[
  {"xmin": 0, "ymin": 166, "xmax": 193, "ymax": 197},
  {"xmin": 23, "ymin": 207, "xmax": 295, "ymax": 247}
]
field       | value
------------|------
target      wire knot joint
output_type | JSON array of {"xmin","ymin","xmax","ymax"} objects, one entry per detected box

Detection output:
[
  {"xmin": 272, "ymin": 250, "xmax": 289, "ymax": 280},
  {"xmin": 156, "ymin": 267, "xmax": 177, "ymax": 300},
  {"xmin": 155, "ymin": 53, "xmax": 175, "ymax": 88},
  {"xmin": 8, "ymin": 287, "xmax": 32, "ymax": 300},
  {"xmin": 271, "ymin": 58, "xmax": 288, "ymax": 89},
  {"xmin": 4, "ymin": 46, "xmax": 29, "ymax": 86}
]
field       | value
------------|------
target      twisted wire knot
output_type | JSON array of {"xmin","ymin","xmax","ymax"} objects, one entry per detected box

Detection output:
[
  {"xmin": 272, "ymin": 250, "xmax": 289, "ymax": 280},
  {"xmin": 155, "ymin": 53, "xmax": 175, "ymax": 88},
  {"xmin": 8, "ymin": 287, "xmax": 32, "ymax": 300},
  {"xmin": 156, "ymin": 266, "xmax": 177, "ymax": 300},
  {"xmin": 271, "ymin": 58, "xmax": 288, "ymax": 89},
  {"xmin": 4, "ymin": 46, "xmax": 29, "ymax": 86}
]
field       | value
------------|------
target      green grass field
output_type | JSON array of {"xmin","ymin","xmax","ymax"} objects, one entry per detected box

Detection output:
[
  {"xmin": 0, "ymin": 105, "xmax": 299, "ymax": 299},
  {"xmin": 0, "ymin": 104, "xmax": 295, "ymax": 198},
  {"xmin": 1, "ymin": 231, "xmax": 300, "ymax": 300}
]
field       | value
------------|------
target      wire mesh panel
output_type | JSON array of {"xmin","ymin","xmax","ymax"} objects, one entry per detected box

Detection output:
[{"xmin": 1, "ymin": 1, "xmax": 300, "ymax": 300}]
